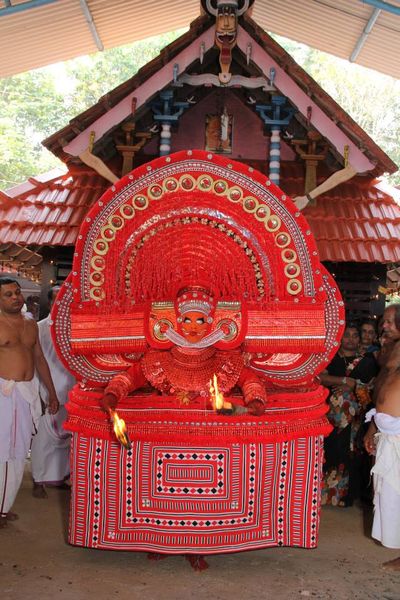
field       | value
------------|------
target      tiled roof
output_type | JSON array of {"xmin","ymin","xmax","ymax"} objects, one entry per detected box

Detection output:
[
  {"xmin": 0, "ymin": 162, "xmax": 399, "ymax": 264},
  {"xmin": 301, "ymin": 174, "xmax": 400, "ymax": 263},
  {"xmin": 0, "ymin": 168, "xmax": 108, "ymax": 247}
]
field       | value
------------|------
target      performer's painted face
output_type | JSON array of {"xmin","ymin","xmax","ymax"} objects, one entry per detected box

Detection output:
[{"xmin": 180, "ymin": 310, "xmax": 209, "ymax": 343}]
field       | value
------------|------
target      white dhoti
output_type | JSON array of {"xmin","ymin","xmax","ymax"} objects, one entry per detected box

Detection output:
[
  {"xmin": 0, "ymin": 376, "xmax": 41, "ymax": 515},
  {"xmin": 366, "ymin": 409, "xmax": 400, "ymax": 549},
  {"xmin": 31, "ymin": 407, "xmax": 71, "ymax": 485},
  {"xmin": 30, "ymin": 315, "xmax": 74, "ymax": 486}
]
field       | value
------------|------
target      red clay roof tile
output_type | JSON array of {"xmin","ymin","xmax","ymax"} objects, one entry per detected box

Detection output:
[{"xmin": 0, "ymin": 163, "xmax": 399, "ymax": 263}]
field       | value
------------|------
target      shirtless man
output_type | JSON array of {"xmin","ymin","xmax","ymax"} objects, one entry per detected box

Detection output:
[
  {"xmin": 364, "ymin": 304, "xmax": 400, "ymax": 570},
  {"xmin": 0, "ymin": 277, "xmax": 59, "ymax": 528}
]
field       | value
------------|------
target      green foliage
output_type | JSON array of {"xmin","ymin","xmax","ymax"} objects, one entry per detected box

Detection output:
[
  {"xmin": 272, "ymin": 34, "xmax": 400, "ymax": 184},
  {"xmin": 0, "ymin": 71, "xmax": 66, "ymax": 188},
  {"xmin": 64, "ymin": 30, "xmax": 183, "ymax": 117},
  {"xmin": 0, "ymin": 31, "xmax": 184, "ymax": 190}
]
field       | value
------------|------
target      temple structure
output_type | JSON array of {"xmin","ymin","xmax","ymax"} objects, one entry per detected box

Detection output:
[
  {"xmin": 2, "ymin": 0, "xmax": 398, "ymax": 560},
  {"xmin": 0, "ymin": 0, "xmax": 399, "ymax": 320}
]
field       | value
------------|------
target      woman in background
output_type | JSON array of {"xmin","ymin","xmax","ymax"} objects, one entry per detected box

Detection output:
[{"xmin": 320, "ymin": 323, "xmax": 378, "ymax": 506}]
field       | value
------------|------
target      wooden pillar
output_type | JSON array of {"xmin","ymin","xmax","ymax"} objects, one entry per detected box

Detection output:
[
  {"xmin": 116, "ymin": 123, "xmax": 152, "ymax": 176},
  {"xmin": 255, "ymin": 96, "xmax": 295, "ymax": 187},
  {"xmin": 39, "ymin": 248, "xmax": 57, "ymax": 319},
  {"xmin": 152, "ymin": 90, "xmax": 190, "ymax": 157},
  {"xmin": 291, "ymin": 131, "xmax": 328, "ymax": 199}
]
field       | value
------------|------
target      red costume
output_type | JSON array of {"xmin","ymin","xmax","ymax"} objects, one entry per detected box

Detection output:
[
  {"xmin": 103, "ymin": 285, "xmax": 267, "ymax": 415},
  {"xmin": 52, "ymin": 150, "xmax": 343, "ymax": 555}
]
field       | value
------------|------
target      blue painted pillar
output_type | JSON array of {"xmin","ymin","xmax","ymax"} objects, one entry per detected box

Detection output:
[
  {"xmin": 152, "ymin": 90, "xmax": 190, "ymax": 156},
  {"xmin": 255, "ymin": 96, "xmax": 295, "ymax": 186}
]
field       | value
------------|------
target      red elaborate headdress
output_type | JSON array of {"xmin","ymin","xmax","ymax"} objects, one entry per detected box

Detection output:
[
  {"xmin": 51, "ymin": 150, "xmax": 344, "ymax": 386},
  {"xmin": 175, "ymin": 285, "xmax": 215, "ymax": 321}
]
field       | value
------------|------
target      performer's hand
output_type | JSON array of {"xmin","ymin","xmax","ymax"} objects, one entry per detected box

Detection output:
[
  {"xmin": 47, "ymin": 395, "xmax": 59, "ymax": 414},
  {"xmin": 101, "ymin": 392, "xmax": 118, "ymax": 413},
  {"xmin": 364, "ymin": 422, "xmax": 377, "ymax": 455},
  {"xmin": 246, "ymin": 399, "xmax": 265, "ymax": 416}
]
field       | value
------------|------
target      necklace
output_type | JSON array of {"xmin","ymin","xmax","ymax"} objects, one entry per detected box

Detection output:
[{"xmin": 339, "ymin": 351, "xmax": 357, "ymax": 364}]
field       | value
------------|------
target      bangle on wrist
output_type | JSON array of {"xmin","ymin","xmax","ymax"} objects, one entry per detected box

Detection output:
[{"xmin": 342, "ymin": 376, "xmax": 347, "ymax": 385}]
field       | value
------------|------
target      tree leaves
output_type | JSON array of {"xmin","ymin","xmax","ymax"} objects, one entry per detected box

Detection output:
[{"xmin": 0, "ymin": 31, "xmax": 183, "ymax": 190}]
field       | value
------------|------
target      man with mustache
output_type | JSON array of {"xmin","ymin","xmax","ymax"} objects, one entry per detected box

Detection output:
[{"xmin": 0, "ymin": 277, "xmax": 59, "ymax": 528}]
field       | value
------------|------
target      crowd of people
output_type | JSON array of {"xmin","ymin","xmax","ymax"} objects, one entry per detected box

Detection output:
[{"xmin": 0, "ymin": 275, "xmax": 399, "ymax": 570}]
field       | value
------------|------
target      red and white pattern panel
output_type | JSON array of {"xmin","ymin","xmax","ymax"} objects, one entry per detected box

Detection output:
[{"xmin": 69, "ymin": 433, "xmax": 323, "ymax": 553}]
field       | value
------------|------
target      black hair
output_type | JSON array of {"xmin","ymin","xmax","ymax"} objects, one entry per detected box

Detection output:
[
  {"xmin": 359, "ymin": 318, "xmax": 377, "ymax": 333},
  {"xmin": 344, "ymin": 322, "xmax": 361, "ymax": 336},
  {"xmin": 0, "ymin": 277, "xmax": 20, "ymax": 289}
]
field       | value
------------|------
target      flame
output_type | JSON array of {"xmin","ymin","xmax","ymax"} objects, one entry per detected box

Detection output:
[
  {"xmin": 109, "ymin": 409, "xmax": 132, "ymax": 450},
  {"xmin": 209, "ymin": 373, "xmax": 231, "ymax": 411}
]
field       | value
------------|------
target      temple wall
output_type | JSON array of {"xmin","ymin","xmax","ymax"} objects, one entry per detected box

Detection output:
[{"xmin": 144, "ymin": 91, "xmax": 296, "ymax": 161}]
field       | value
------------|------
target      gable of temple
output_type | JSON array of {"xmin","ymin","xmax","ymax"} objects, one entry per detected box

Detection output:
[{"xmin": 0, "ymin": 1, "xmax": 399, "ymax": 318}]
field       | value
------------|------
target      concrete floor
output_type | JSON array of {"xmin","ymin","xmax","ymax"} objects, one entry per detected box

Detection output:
[{"xmin": 1, "ymin": 466, "xmax": 399, "ymax": 600}]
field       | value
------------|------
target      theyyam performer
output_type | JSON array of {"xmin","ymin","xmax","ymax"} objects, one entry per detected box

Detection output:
[
  {"xmin": 101, "ymin": 284, "xmax": 266, "ymax": 417},
  {"xmin": 52, "ymin": 149, "xmax": 344, "ymax": 562}
]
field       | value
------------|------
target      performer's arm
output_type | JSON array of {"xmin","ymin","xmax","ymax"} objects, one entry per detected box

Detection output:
[
  {"xmin": 33, "ymin": 327, "xmax": 59, "ymax": 414},
  {"xmin": 238, "ymin": 368, "xmax": 267, "ymax": 416},
  {"xmin": 101, "ymin": 362, "xmax": 147, "ymax": 412}
]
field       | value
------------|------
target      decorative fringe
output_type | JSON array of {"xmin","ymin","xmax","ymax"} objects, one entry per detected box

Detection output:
[
  {"xmin": 65, "ymin": 383, "xmax": 332, "ymax": 444},
  {"xmin": 65, "ymin": 416, "xmax": 331, "ymax": 445}
]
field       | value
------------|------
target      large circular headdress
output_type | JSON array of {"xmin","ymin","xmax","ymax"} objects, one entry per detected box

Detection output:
[{"xmin": 52, "ymin": 150, "xmax": 344, "ymax": 385}]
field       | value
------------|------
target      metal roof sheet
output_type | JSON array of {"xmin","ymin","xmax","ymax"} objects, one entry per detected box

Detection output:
[
  {"xmin": 253, "ymin": 0, "xmax": 400, "ymax": 80},
  {"xmin": 1, "ymin": 1, "xmax": 399, "ymax": 79}
]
